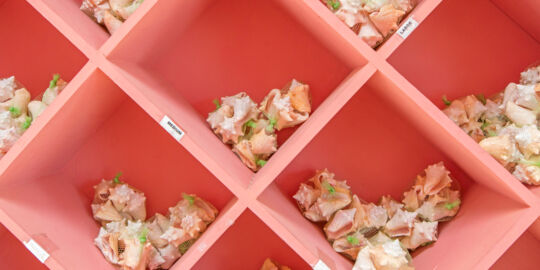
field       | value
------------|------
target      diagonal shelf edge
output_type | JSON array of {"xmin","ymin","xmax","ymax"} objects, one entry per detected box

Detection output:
[
  {"xmin": 300, "ymin": 0, "xmax": 380, "ymax": 61},
  {"xmin": 378, "ymin": 0, "xmax": 443, "ymax": 59},
  {"xmin": 0, "ymin": 208, "xmax": 66, "ymax": 269},
  {"xmin": 99, "ymin": 0, "xmax": 158, "ymax": 55},
  {"xmin": 94, "ymin": 54, "xmax": 248, "ymax": 199},
  {"xmin": 0, "ymin": 61, "xmax": 96, "ymax": 179},
  {"xmin": 373, "ymin": 60, "xmax": 538, "ymax": 207},
  {"xmin": 473, "ymin": 205, "xmax": 540, "ymax": 269},
  {"xmin": 169, "ymin": 198, "xmax": 248, "ymax": 270},
  {"xmin": 4, "ymin": 1, "xmax": 537, "ymax": 269},
  {"xmin": 248, "ymin": 199, "xmax": 320, "ymax": 268},
  {"xmin": 24, "ymin": 0, "xmax": 100, "ymax": 59},
  {"xmin": 248, "ymin": 64, "xmax": 377, "ymax": 199},
  {"xmin": 380, "ymin": 59, "xmax": 536, "ymax": 206},
  {"xmin": 529, "ymin": 207, "xmax": 540, "ymax": 238}
]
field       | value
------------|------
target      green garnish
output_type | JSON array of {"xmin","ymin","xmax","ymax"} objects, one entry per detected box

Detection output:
[
  {"xmin": 242, "ymin": 119, "xmax": 257, "ymax": 134},
  {"xmin": 257, "ymin": 159, "xmax": 267, "ymax": 167},
  {"xmin": 346, "ymin": 235, "xmax": 359, "ymax": 245},
  {"xmin": 9, "ymin": 106, "xmax": 20, "ymax": 117},
  {"xmin": 139, "ymin": 227, "xmax": 148, "ymax": 244},
  {"xmin": 212, "ymin": 99, "xmax": 221, "ymax": 110},
  {"xmin": 322, "ymin": 181, "xmax": 335, "ymax": 194},
  {"xmin": 240, "ymin": 119, "xmax": 257, "ymax": 139},
  {"xmin": 113, "ymin": 172, "xmax": 122, "ymax": 184},
  {"xmin": 442, "ymin": 95, "xmax": 451, "ymax": 106},
  {"xmin": 475, "ymin": 94, "xmax": 486, "ymax": 105},
  {"xmin": 326, "ymin": 0, "xmax": 341, "ymax": 10},
  {"xmin": 420, "ymin": 241, "xmax": 434, "ymax": 247},
  {"xmin": 49, "ymin": 74, "xmax": 60, "ymax": 89},
  {"xmin": 183, "ymin": 193, "xmax": 195, "ymax": 205},
  {"xmin": 480, "ymin": 120, "xmax": 492, "ymax": 137},
  {"xmin": 22, "ymin": 116, "xmax": 32, "ymax": 130},
  {"xmin": 444, "ymin": 200, "xmax": 461, "ymax": 210},
  {"xmin": 178, "ymin": 239, "xmax": 196, "ymax": 255},
  {"xmin": 520, "ymin": 159, "xmax": 540, "ymax": 168},
  {"xmin": 480, "ymin": 120, "xmax": 489, "ymax": 130},
  {"xmin": 246, "ymin": 120, "xmax": 256, "ymax": 128},
  {"xmin": 266, "ymin": 118, "xmax": 277, "ymax": 133}
]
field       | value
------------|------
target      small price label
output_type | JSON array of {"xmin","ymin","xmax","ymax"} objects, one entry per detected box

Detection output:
[
  {"xmin": 313, "ymin": 260, "xmax": 331, "ymax": 270},
  {"xmin": 24, "ymin": 239, "xmax": 49, "ymax": 263},
  {"xmin": 397, "ymin": 17, "xmax": 419, "ymax": 39},
  {"xmin": 160, "ymin": 115, "xmax": 185, "ymax": 142}
]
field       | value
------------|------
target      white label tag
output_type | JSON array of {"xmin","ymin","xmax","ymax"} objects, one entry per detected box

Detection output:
[
  {"xmin": 313, "ymin": 260, "xmax": 331, "ymax": 270},
  {"xmin": 159, "ymin": 115, "xmax": 185, "ymax": 142},
  {"xmin": 24, "ymin": 239, "xmax": 49, "ymax": 263},
  {"xmin": 397, "ymin": 17, "xmax": 419, "ymax": 39}
]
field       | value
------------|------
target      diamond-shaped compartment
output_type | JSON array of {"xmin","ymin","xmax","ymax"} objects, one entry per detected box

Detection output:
[
  {"xmin": 258, "ymin": 71, "xmax": 537, "ymax": 269},
  {"xmin": 0, "ymin": 68, "xmax": 235, "ymax": 269},
  {"xmin": 103, "ymin": 0, "xmax": 369, "ymax": 187},
  {"xmin": 192, "ymin": 209, "xmax": 310, "ymax": 270}
]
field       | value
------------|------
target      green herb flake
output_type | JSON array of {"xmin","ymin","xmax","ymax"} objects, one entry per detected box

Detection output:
[
  {"xmin": 242, "ymin": 119, "xmax": 257, "ymax": 134},
  {"xmin": 346, "ymin": 235, "xmax": 359, "ymax": 245},
  {"xmin": 113, "ymin": 172, "xmax": 123, "ymax": 184},
  {"xmin": 481, "ymin": 120, "xmax": 489, "ymax": 130},
  {"xmin": 49, "ymin": 74, "xmax": 60, "ymax": 89},
  {"xmin": 246, "ymin": 120, "xmax": 256, "ymax": 128},
  {"xmin": 266, "ymin": 118, "xmax": 277, "ymax": 133},
  {"xmin": 442, "ymin": 95, "xmax": 451, "ymax": 106},
  {"xmin": 475, "ymin": 94, "xmax": 486, "ymax": 105},
  {"xmin": 183, "ymin": 193, "xmax": 195, "ymax": 205},
  {"xmin": 326, "ymin": 0, "xmax": 341, "ymax": 10},
  {"xmin": 520, "ymin": 159, "xmax": 540, "ymax": 168},
  {"xmin": 9, "ymin": 106, "xmax": 20, "ymax": 117},
  {"xmin": 139, "ymin": 227, "xmax": 148, "ymax": 244},
  {"xmin": 420, "ymin": 241, "xmax": 434, "ymax": 247},
  {"xmin": 22, "ymin": 116, "xmax": 32, "ymax": 130},
  {"xmin": 212, "ymin": 99, "xmax": 221, "ymax": 110},
  {"xmin": 480, "ymin": 120, "xmax": 492, "ymax": 137},
  {"xmin": 487, "ymin": 130, "xmax": 497, "ymax": 137},
  {"xmin": 257, "ymin": 159, "xmax": 267, "ymax": 167},
  {"xmin": 322, "ymin": 180, "xmax": 335, "ymax": 194},
  {"xmin": 444, "ymin": 200, "xmax": 461, "ymax": 210},
  {"xmin": 178, "ymin": 239, "xmax": 196, "ymax": 255}
]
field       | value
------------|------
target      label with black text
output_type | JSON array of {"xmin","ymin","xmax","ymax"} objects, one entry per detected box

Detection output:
[
  {"xmin": 397, "ymin": 17, "xmax": 419, "ymax": 39},
  {"xmin": 160, "ymin": 115, "xmax": 185, "ymax": 142}
]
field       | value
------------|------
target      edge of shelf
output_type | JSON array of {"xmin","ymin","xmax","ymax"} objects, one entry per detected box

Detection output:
[
  {"xmin": 248, "ymin": 63, "xmax": 377, "ymax": 199},
  {"xmin": 377, "ymin": 0, "xmax": 443, "ymax": 59}
]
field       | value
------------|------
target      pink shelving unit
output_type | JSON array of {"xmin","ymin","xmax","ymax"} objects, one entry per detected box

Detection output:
[{"xmin": 0, "ymin": 0, "xmax": 538, "ymax": 269}]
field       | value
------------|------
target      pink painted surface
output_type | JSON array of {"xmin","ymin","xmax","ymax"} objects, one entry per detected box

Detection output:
[
  {"xmin": 0, "ymin": 0, "xmax": 87, "ymax": 96},
  {"xmin": 192, "ymin": 210, "xmax": 310, "ymax": 270},
  {"xmin": 389, "ymin": 0, "xmax": 540, "ymax": 104},
  {"xmin": 388, "ymin": 0, "xmax": 540, "ymax": 201},
  {"xmin": 104, "ymin": 0, "xmax": 368, "ymax": 188},
  {"xmin": 491, "ymin": 227, "xmax": 540, "ymax": 270},
  {"xmin": 263, "ymin": 74, "xmax": 536, "ymax": 270},
  {"xmin": 0, "ymin": 0, "xmax": 538, "ymax": 269},
  {"xmin": 0, "ymin": 224, "xmax": 48, "ymax": 269},
  {"xmin": 492, "ymin": 0, "xmax": 540, "ymax": 42},
  {"xmin": 0, "ymin": 70, "xmax": 234, "ymax": 269}
]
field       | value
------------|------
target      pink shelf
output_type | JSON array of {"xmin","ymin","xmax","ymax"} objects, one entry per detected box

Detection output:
[
  {"xmin": 259, "ymin": 73, "xmax": 538, "ymax": 269},
  {"xmin": 491, "ymin": 224, "xmax": 540, "ymax": 270},
  {"xmin": 0, "ymin": 0, "xmax": 538, "ymax": 269},
  {"xmin": 192, "ymin": 210, "xmax": 310, "ymax": 270},
  {"xmin": 0, "ymin": 223, "xmax": 48, "ymax": 269}
]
